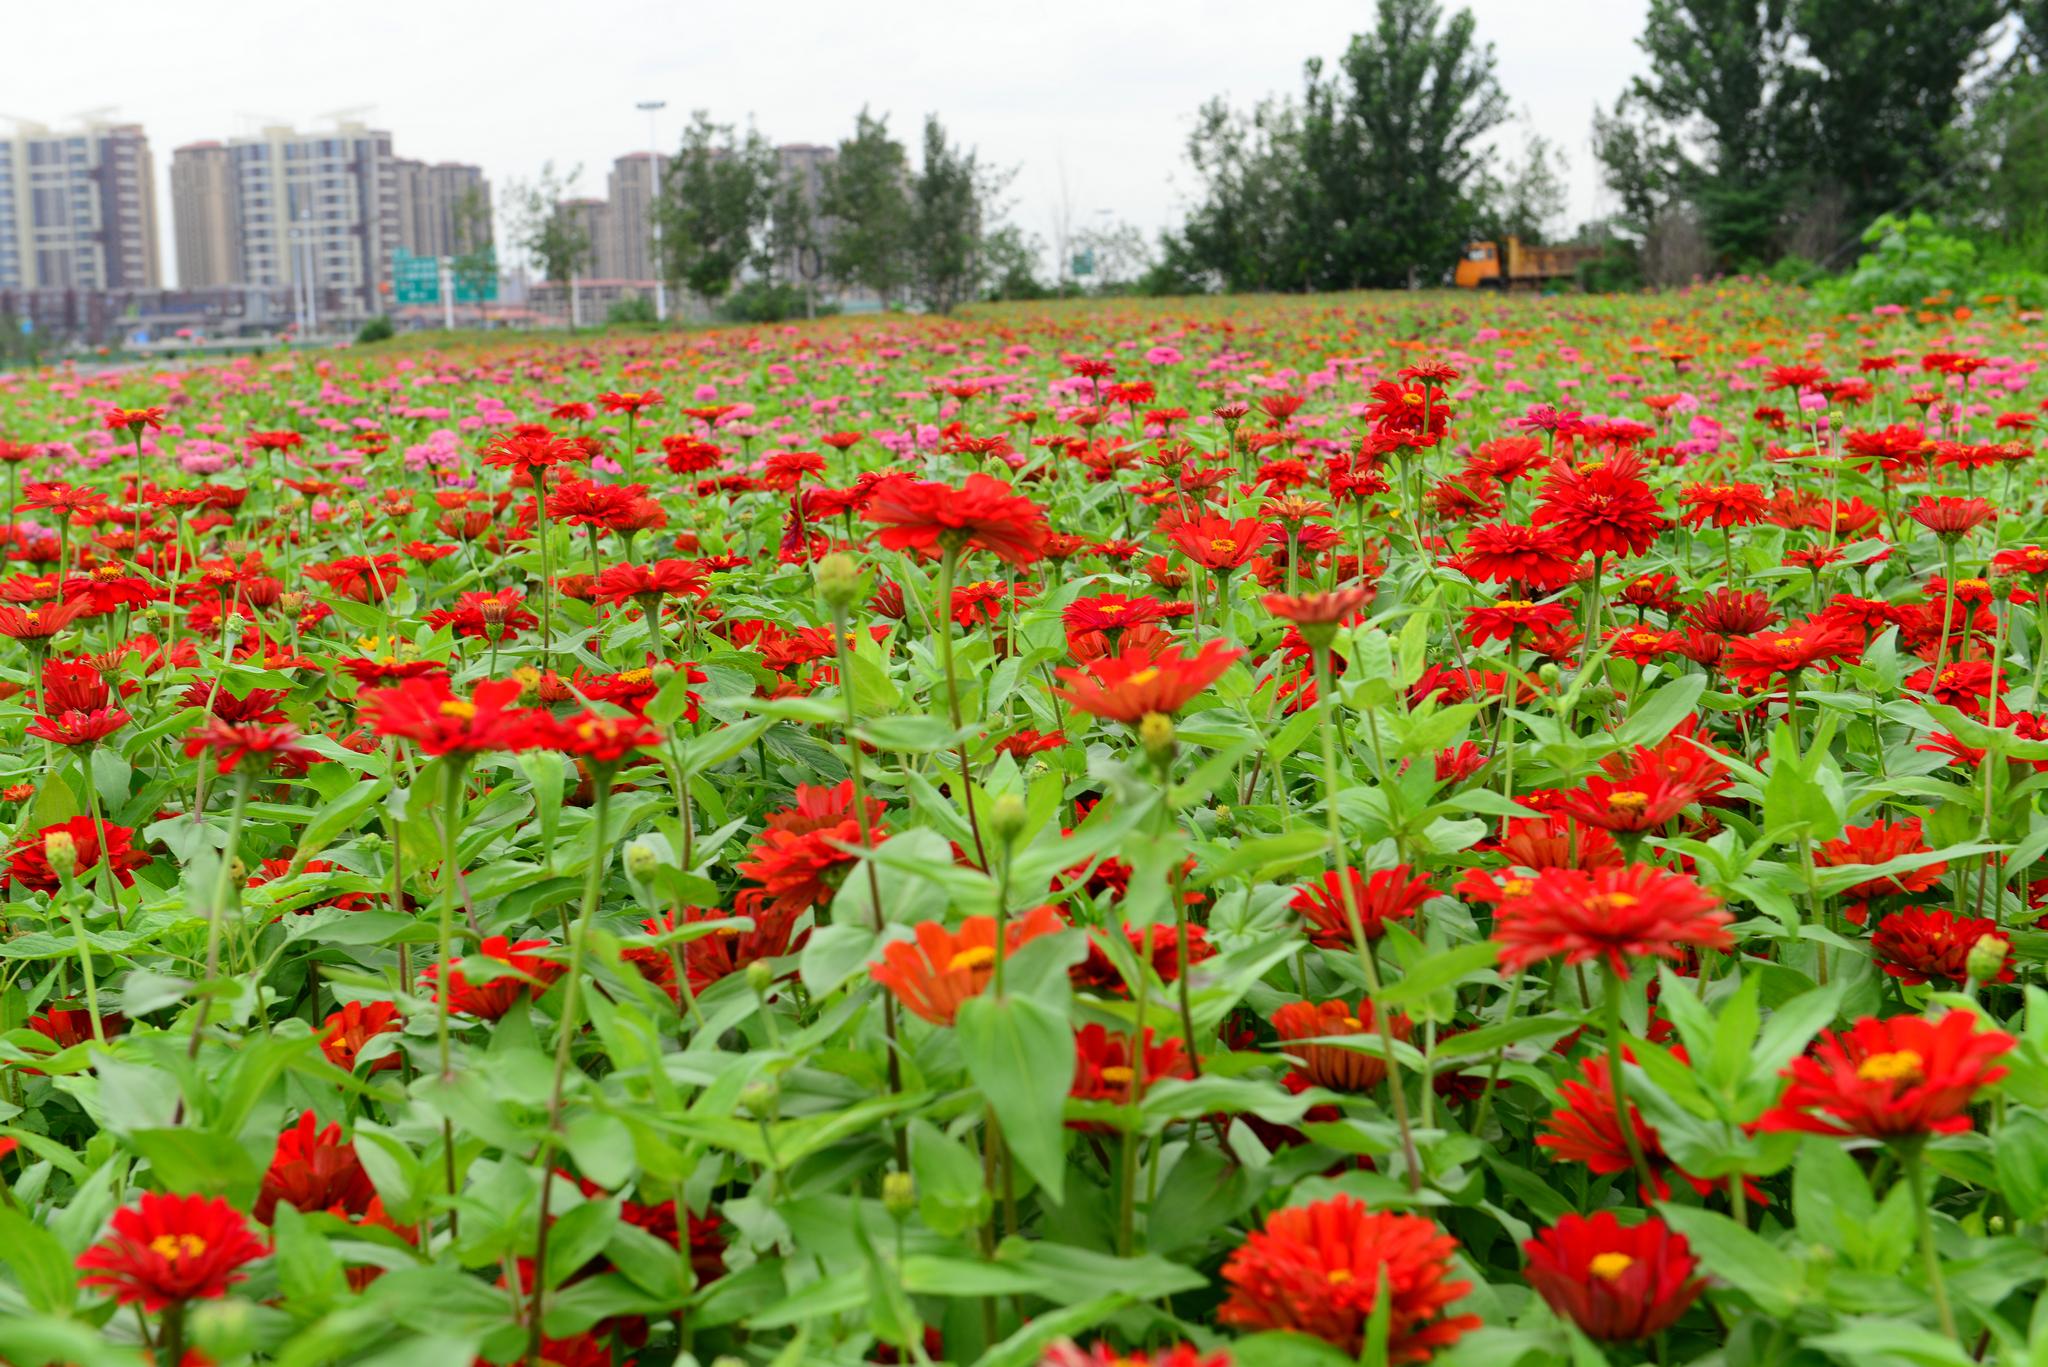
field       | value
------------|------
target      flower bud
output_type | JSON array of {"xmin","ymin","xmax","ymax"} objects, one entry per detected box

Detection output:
[
  {"xmin": 814, "ymin": 552, "xmax": 862, "ymax": 609},
  {"xmin": 42, "ymin": 830, "xmax": 77, "ymax": 881},
  {"xmin": 478, "ymin": 597, "xmax": 508, "ymax": 634},
  {"xmin": 738, "ymin": 1079, "xmax": 777, "ymax": 1117},
  {"xmin": 624, "ymin": 841, "xmax": 662, "ymax": 880},
  {"xmin": 1138, "ymin": 712, "xmax": 1176, "ymax": 765},
  {"xmin": 882, "ymin": 1171, "xmax": 917, "ymax": 1219},
  {"xmin": 1966, "ymin": 933, "xmax": 2011, "ymax": 984},
  {"xmin": 989, "ymin": 793, "xmax": 1028, "ymax": 845},
  {"xmin": 745, "ymin": 959, "xmax": 775, "ymax": 996},
  {"xmin": 279, "ymin": 591, "xmax": 309, "ymax": 615}
]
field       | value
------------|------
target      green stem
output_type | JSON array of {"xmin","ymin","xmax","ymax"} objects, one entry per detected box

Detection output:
[
  {"xmin": 1312, "ymin": 644, "xmax": 1421, "ymax": 1193},
  {"xmin": 1601, "ymin": 962, "xmax": 1657, "ymax": 1201},
  {"xmin": 1906, "ymin": 1148, "xmax": 1959, "ymax": 1341}
]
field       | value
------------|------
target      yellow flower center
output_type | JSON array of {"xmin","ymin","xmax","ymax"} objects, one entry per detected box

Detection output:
[
  {"xmin": 1209, "ymin": 538, "xmax": 1238, "ymax": 554},
  {"xmin": 149, "ymin": 1233, "xmax": 209, "ymax": 1260},
  {"xmin": 1589, "ymin": 1252, "xmax": 1634, "ymax": 1281},
  {"xmin": 947, "ymin": 946, "xmax": 996, "ymax": 972},
  {"xmin": 1857, "ymin": 1049, "xmax": 1925, "ymax": 1083},
  {"xmin": 1098, "ymin": 1065, "xmax": 1136, "ymax": 1085},
  {"xmin": 1339, "ymin": 1016, "xmax": 1363, "ymax": 1030},
  {"xmin": 1128, "ymin": 667, "xmax": 1161, "ymax": 686},
  {"xmin": 619, "ymin": 668, "xmax": 653, "ymax": 686},
  {"xmin": 1607, "ymin": 791, "xmax": 1650, "ymax": 812},
  {"xmin": 1327, "ymin": 1267, "xmax": 1355, "ymax": 1284},
  {"xmin": 1502, "ymin": 877, "xmax": 1534, "ymax": 897},
  {"xmin": 439, "ymin": 700, "xmax": 477, "ymax": 720},
  {"xmin": 1100, "ymin": 603, "xmax": 1126, "ymax": 615}
]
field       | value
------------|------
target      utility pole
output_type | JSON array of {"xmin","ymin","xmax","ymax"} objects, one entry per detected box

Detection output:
[
  {"xmin": 637, "ymin": 99, "xmax": 668, "ymax": 323},
  {"xmin": 440, "ymin": 256, "xmax": 454, "ymax": 330}
]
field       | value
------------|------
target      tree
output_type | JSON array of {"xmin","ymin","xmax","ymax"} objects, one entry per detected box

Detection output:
[
  {"xmin": 1624, "ymin": 0, "xmax": 1803, "ymax": 264},
  {"xmin": 1173, "ymin": 0, "xmax": 1509, "ymax": 290},
  {"xmin": 1178, "ymin": 94, "xmax": 1312, "ymax": 292},
  {"xmin": 505, "ymin": 163, "xmax": 593, "ymax": 288},
  {"xmin": 981, "ymin": 224, "xmax": 1048, "ymax": 300},
  {"xmin": 1590, "ymin": 97, "xmax": 1679, "ymax": 239},
  {"xmin": 449, "ymin": 186, "xmax": 497, "ymax": 315},
  {"xmin": 905, "ymin": 115, "xmax": 1004, "ymax": 314},
  {"xmin": 1790, "ymin": 0, "xmax": 2003, "ymax": 228},
  {"xmin": 821, "ymin": 110, "xmax": 913, "ymax": 306},
  {"xmin": 655, "ymin": 113, "xmax": 780, "ymax": 303},
  {"xmin": 1070, "ymin": 219, "xmax": 1155, "ymax": 291},
  {"xmin": 1479, "ymin": 133, "xmax": 1569, "ymax": 244}
]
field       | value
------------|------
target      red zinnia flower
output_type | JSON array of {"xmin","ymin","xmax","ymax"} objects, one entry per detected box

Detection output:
[
  {"xmin": 1523, "ymin": 1212, "xmax": 1703, "ymax": 1342},
  {"xmin": 1532, "ymin": 455, "xmax": 1667, "ymax": 559},
  {"xmin": 320, "ymin": 1000, "xmax": 403, "ymax": 1072},
  {"xmin": 1271, "ymin": 998, "xmax": 1415, "ymax": 1092},
  {"xmin": 1872, "ymin": 907, "xmax": 2012, "ymax": 986},
  {"xmin": 255, "ymin": 1112, "xmax": 377, "ymax": 1223},
  {"xmin": 182, "ymin": 718, "xmax": 321, "ymax": 775},
  {"xmin": 1291, "ymin": 865, "xmax": 1436, "ymax": 948},
  {"xmin": 734, "ymin": 780, "xmax": 888, "ymax": 912},
  {"xmin": 26, "ymin": 707, "xmax": 131, "ymax": 747},
  {"xmin": 1904, "ymin": 495, "xmax": 1995, "ymax": 540},
  {"xmin": 865, "ymin": 472, "xmax": 1049, "ymax": 566},
  {"xmin": 1552, "ymin": 769, "xmax": 1696, "ymax": 833},
  {"xmin": 868, "ymin": 905, "xmax": 1066, "ymax": 1025},
  {"xmin": 1052, "ymin": 641, "xmax": 1243, "ymax": 724},
  {"xmin": 362, "ymin": 678, "xmax": 544, "ymax": 757},
  {"xmin": 4, "ymin": 816, "xmax": 150, "ymax": 893},
  {"xmin": 1492, "ymin": 864, "xmax": 1730, "ymax": 976},
  {"xmin": 1217, "ymin": 1195, "xmax": 1479, "ymax": 1361},
  {"xmin": 1068, "ymin": 1023, "xmax": 1191, "ymax": 1118},
  {"xmin": 76, "ymin": 1192, "xmax": 267, "ymax": 1311},
  {"xmin": 1450, "ymin": 522, "xmax": 1580, "ymax": 589},
  {"xmin": 1760, "ymin": 1009, "xmax": 2014, "ymax": 1140},
  {"xmin": 1168, "ymin": 514, "xmax": 1276, "ymax": 572},
  {"xmin": 420, "ymin": 936, "xmax": 564, "ymax": 1020},
  {"xmin": 103, "ymin": 406, "xmax": 167, "ymax": 433}
]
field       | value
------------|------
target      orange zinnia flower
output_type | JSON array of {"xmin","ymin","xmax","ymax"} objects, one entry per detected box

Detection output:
[{"xmin": 867, "ymin": 905, "xmax": 1065, "ymax": 1025}]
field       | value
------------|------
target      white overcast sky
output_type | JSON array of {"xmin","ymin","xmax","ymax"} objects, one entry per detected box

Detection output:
[{"xmin": 15, "ymin": 0, "xmax": 1650, "ymax": 286}]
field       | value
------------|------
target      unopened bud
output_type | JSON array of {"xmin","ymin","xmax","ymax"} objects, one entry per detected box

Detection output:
[
  {"xmin": 989, "ymin": 793, "xmax": 1027, "ymax": 844},
  {"xmin": 1537, "ymin": 663, "xmax": 1561, "ymax": 690},
  {"xmin": 279, "ymin": 591, "xmax": 309, "ymax": 615},
  {"xmin": 478, "ymin": 597, "xmax": 508, "ymax": 633},
  {"xmin": 42, "ymin": 830, "xmax": 78, "ymax": 881},
  {"xmin": 739, "ymin": 1079, "xmax": 777, "ymax": 1116},
  {"xmin": 1967, "ymin": 933, "xmax": 2011, "ymax": 984},
  {"xmin": 1138, "ymin": 712, "xmax": 1176, "ymax": 765},
  {"xmin": 814, "ymin": 552, "xmax": 862, "ymax": 609},
  {"xmin": 882, "ymin": 1170, "xmax": 916, "ymax": 1218},
  {"xmin": 624, "ymin": 841, "xmax": 661, "ymax": 879},
  {"xmin": 745, "ymin": 959, "xmax": 775, "ymax": 996}
]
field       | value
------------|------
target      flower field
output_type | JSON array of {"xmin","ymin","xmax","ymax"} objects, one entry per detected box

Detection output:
[{"xmin": 2, "ymin": 285, "xmax": 2047, "ymax": 1366}]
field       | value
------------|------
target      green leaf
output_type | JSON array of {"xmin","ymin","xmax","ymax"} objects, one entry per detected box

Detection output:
[
  {"xmin": 955, "ymin": 994, "xmax": 1073, "ymax": 1202},
  {"xmin": 1375, "ymin": 941, "xmax": 1500, "ymax": 1007},
  {"xmin": 0, "ymin": 1205, "xmax": 78, "ymax": 1315},
  {"xmin": 910, "ymin": 1118, "xmax": 990, "ymax": 1237},
  {"xmin": 1655, "ymin": 1203, "xmax": 1802, "ymax": 1316}
]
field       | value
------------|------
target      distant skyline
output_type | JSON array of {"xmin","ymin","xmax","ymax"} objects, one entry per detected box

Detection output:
[{"xmin": 12, "ymin": 0, "xmax": 1652, "ymax": 288}]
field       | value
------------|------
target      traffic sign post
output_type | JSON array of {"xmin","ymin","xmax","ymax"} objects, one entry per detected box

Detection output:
[{"xmin": 392, "ymin": 249, "xmax": 440, "ymax": 307}]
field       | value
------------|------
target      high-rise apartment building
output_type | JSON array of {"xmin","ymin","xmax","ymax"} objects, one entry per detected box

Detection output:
[
  {"xmin": 604, "ymin": 152, "xmax": 667, "ymax": 282},
  {"xmin": 225, "ymin": 123, "xmax": 401, "ymax": 317},
  {"xmin": 169, "ymin": 142, "xmax": 239, "ymax": 288},
  {"xmin": 0, "ymin": 120, "xmax": 161, "ymax": 292},
  {"xmin": 560, "ymin": 197, "xmax": 615, "ymax": 278},
  {"xmin": 394, "ymin": 160, "xmax": 491, "ymax": 260}
]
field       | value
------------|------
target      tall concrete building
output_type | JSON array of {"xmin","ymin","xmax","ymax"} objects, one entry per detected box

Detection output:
[
  {"xmin": 560, "ymin": 197, "xmax": 615, "ymax": 278},
  {"xmin": 394, "ymin": 160, "xmax": 491, "ymax": 260},
  {"xmin": 0, "ymin": 120, "xmax": 160, "ymax": 291},
  {"xmin": 221, "ymin": 123, "xmax": 402, "ymax": 317},
  {"xmin": 604, "ymin": 152, "xmax": 667, "ymax": 283},
  {"xmin": 169, "ymin": 142, "xmax": 239, "ymax": 287}
]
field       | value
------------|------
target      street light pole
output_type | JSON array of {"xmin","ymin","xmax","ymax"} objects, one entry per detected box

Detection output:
[{"xmin": 636, "ymin": 99, "xmax": 668, "ymax": 323}]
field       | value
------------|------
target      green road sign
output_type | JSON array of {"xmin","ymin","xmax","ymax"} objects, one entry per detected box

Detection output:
[
  {"xmin": 452, "ymin": 248, "xmax": 498, "ymax": 303},
  {"xmin": 392, "ymin": 249, "xmax": 440, "ymax": 306}
]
